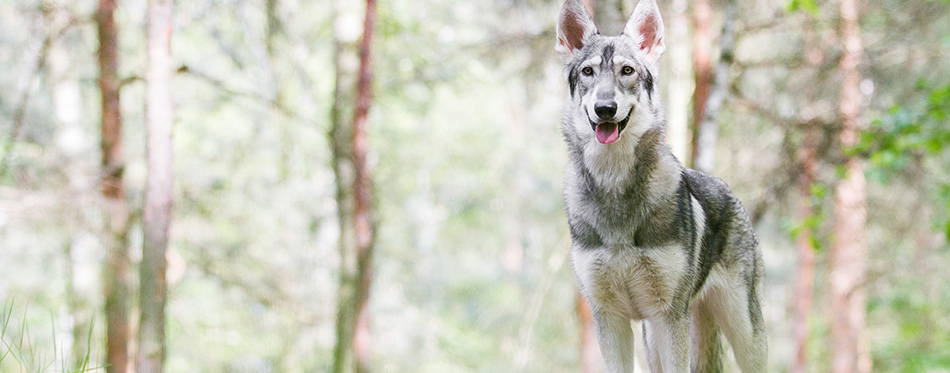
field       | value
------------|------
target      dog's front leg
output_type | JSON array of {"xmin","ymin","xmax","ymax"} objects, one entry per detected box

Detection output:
[
  {"xmin": 592, "ymin": 310, "xmax": 634, "ymax": 373},
  {"xmin": 643, "ymin": 316, "xmax": 690, "ymax": 372}
]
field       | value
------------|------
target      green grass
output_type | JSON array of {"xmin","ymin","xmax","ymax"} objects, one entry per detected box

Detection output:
[{"xmin": 0, "ymin": 298, "xmax": 103, "ymax": 372}]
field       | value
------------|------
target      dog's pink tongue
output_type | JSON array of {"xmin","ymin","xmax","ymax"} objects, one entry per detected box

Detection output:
[{"xmin": 595, "ymin": 123, "xmax": 620, "ymax": 144}]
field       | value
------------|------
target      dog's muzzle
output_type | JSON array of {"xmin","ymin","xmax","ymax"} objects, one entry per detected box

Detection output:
[{"xmin": 590, "ymin": 109, "xmax": 632, "ymax": 144}]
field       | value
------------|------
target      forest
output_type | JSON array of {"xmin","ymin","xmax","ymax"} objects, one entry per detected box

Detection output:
[{"xmin": 1, "ymin": 0, "xmax": 949, "ymax": 371}]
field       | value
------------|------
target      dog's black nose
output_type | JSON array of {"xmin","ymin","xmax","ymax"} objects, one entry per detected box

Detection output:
[{"xmin": 594, "ymin": 101, "xmax": 617, "ymax": 120}]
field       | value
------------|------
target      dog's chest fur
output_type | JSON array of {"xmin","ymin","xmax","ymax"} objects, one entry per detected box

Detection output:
[
  {"xmin": 565, "ymin": 128, "xmax": 703, "ymax": 320},
  {"xmin": 571, "ymin": 242, "xmax": 690, "ymax": 320}
]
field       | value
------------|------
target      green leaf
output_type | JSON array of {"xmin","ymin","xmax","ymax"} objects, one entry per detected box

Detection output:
[
  {"xmin": 809, "ymin": 183, "xmax": 826, "ymax": 198},
  {"xmin": 787, "ymin": 0, "xmax": 820, "ymax": 15},
  {"xmin": 808, "ymin": 234, "xmax": 822, "ymax": 252}
]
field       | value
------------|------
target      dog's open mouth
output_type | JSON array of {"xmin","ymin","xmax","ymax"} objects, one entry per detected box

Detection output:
[{"xmin": 590, "ymin": 109, "xmax": 632, "ymax": 144}]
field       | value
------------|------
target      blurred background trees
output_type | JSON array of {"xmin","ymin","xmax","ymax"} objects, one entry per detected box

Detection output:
[
  {"xmin": 0, "ymin": 0, "xmax": 949, "ymax": 372},
  {"xmin": 136, "ymin": 0, "xmax": 175, "ymax": 371},
  {"xmin": 96, "ymin": 0, "xmax": 132, "ymax": 371},
  {"xmin": 331, "ymin": 0, "xmax": 378, "ymax": 371}
]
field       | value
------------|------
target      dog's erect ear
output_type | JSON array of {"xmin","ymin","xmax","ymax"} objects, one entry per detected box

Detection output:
[
  {"xmin": 623, "ymin": 0, "xmax": 665, "ymax": 63},
  {"xmin": 556, "ymin": 0, "xmax": 598, "ymax": 58}
]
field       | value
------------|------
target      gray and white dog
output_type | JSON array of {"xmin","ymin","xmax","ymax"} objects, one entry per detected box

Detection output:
[{"xmin": 555, "ymin": 0, "xmax": 767, "ymax": 371}]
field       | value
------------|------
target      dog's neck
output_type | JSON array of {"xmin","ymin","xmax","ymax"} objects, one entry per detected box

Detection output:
[{"xmin": 569, "ymin": 126, "xmax": 682, "ymax": 197}]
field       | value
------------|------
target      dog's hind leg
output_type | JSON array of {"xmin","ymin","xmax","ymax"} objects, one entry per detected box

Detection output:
[
  {"xmin": 593, "ymin": 311, "xmax": 635, "ymax": 373},
  {"xmin": 690, "ymin": 300, "xmax": 723, "ymax": 373},
  {"xmin": 705, "ymin": 273, "xmax": 767, "ymax": 372}
]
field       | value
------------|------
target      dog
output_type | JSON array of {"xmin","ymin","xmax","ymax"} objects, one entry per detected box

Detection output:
[{"xmin": 555, "ymin": 0, "xmax": 767, "ymax": 371}]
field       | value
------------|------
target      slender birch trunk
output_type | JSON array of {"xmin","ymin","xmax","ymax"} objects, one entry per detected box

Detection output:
[
  {"xmin": 47, "ymin": 6, "xmax": 95, "ymax": 367},
  {"xmin": 138, "ymin": 0, "xmax": 175, "ymax": 371},
  {"xmin": 693, "ymin": 0, "xmax": 736, "ymax": 174},
  {"xmin": 666, "ymin": 0, "xmax": 691, "ymax": 162}
]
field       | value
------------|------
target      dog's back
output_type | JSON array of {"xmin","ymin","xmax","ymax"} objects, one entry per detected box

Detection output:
[{"xmin": 683, "ymin": 168, "xmax": 762, "ymax": 297}]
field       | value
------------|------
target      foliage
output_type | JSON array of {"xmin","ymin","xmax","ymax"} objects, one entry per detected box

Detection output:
[
  {"xmin": 784, "ymin": 183, "xmax": 831, "ymax": 252},
  {"xmin": 787, "ymin": 0, "xmax": 820, "ymax": 16},
  {"xmin": 855, "ymin": 81, "xmax": 950, "ymax": 239},
  {"xmin": 868, "ymin": 280, "xmax": 950, "ymax": 371},
  {"xmin": 855, "ymin": 82, "xmax": 950, "ymax": 175}
]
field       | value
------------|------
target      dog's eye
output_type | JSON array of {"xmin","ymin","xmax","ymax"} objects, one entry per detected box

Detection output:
[
  {"xmin": 622, "ymin": 66, "xmax": 635, "ymax": 75},
  {"xmin": 582, "ymin": 67, "xmax": 594, "ymax": 76}
]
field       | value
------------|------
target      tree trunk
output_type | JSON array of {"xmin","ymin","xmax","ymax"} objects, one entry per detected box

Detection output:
[
  {"xmin": 350, "ymin": 1, "xmax": 376, "ymax": 369},
  {"xmin": 331, "ymin": 0, "xmax": 377, "ymax": 371},
  {"xmin": 329, "ymin": 0, "xmax": 361, "ymax": 370},
  {"xmin": 47, "ymin": 8, "xmax": 94, "ymax": 367},
  {"xmin": 692, "ymin": 0, "xmax": 736, "ymax": 174},
  {"xmin": 690, "ymin": 0, "xmax": 712, "ymax": 168},
  {"xmin": 64, "ymin": 238, "xmax": 93, "ymax": 371},
  {"xmin": 831, "ymin": 0, "xmax": 871, "ymax": 371},
  {"xmin": 793, "ymin": 129, "xmax": 817, "ymax": 373},
  {"xmin": 265, "ymin": 0, "xmax": 293, "ymax": 181},
  {"xmin": 589, "ymin": 0, "xmax": 625, "ymax": 35},
  {"xmin": 576, "ymin": 293, "xmax": 600, "ymax": 373},
  {"xmin": 138, "ymin": 0, "xmax": 175, "ymax": 372},
  {"xmin": 791, "ymin": 20, "xmax": 827, "ymax": 373},
  {"xmin": 665, "ymin": 0, "xmax": 691, "ymax": 162},
  {"xmin": 98, "ymin": 0, "xmax": 132, "ymax": 371}
]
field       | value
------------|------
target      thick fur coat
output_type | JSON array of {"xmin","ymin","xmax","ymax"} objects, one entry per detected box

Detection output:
[{"xmin": 556, "ymin": 0, "xmax": 768, "ymax": 371}]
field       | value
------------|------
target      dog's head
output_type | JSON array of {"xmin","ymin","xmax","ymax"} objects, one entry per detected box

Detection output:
[{"xmin": 556, "ymin": 0, "xmax": 665, "ymax": 145}]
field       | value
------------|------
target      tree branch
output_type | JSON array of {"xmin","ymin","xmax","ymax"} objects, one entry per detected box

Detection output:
[
  {"xmin": 0, "ymin": 15, "xmax": 83, "ymax": 180},
  {"xmin": 176, "ymin": 65, "xmax": 313, "ymax": 124}
]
